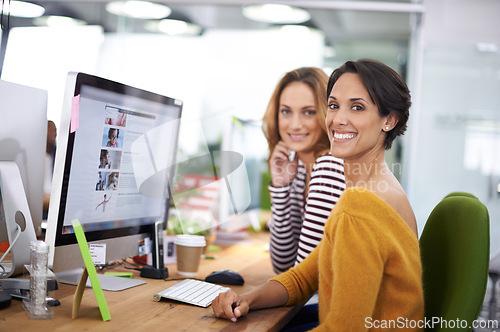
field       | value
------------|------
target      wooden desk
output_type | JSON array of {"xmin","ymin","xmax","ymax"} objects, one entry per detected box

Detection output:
[{"xmin": 0, "ymin": 232, "xmax": 304, "ymax": 331}]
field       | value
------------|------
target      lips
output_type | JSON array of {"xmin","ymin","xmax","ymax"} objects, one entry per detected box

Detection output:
[{"xmin": 288, "ymin": 133, "xmax": 308, "ymax": 142}]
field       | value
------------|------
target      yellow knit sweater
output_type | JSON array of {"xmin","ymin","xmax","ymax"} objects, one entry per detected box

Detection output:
[{"xmin": 270, "ymin": 187, "xmax": 424, "ymax": 331}]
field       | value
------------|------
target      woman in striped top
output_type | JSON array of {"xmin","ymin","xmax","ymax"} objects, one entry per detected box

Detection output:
[{"xmin": 262, "ymin": 67, "xmax": 346, "ymax": 274}]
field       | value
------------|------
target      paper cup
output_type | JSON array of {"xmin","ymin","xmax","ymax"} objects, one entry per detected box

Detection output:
[{"xmin": 175, "ymin": 235, "xmax": 206, "ymax": 276}]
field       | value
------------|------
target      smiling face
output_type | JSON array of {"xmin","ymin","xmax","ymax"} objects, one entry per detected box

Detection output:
[
  {"xmin": 326, "ymin": 73, "xmax": 395, "ymax": 162},
  {"xmin": 278, "ymin": 81, "xmax": 323, "ymax": 155},
  {"xmin": 109, "ymin": 129, "xmax": 118, "ymax": 145},
  {"xmin": 101, "ymin": 151, "xmax": 109, "ymax": 166}
]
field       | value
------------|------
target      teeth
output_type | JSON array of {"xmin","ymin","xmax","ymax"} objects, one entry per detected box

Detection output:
[
  {"xmin": 289, "ymin": 134, "xmax": 307, "ymax": 140},
  {"xmin": 334, "ymin": 132, "xmax": 355, "ymax": 140}
]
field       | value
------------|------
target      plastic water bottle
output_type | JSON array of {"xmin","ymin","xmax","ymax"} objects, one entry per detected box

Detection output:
[{"xmin": 24, "ymin": 240, "xmax": 51, "ymax": 319}]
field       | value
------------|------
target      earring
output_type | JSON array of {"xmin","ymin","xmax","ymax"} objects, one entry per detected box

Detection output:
[{"xmin": 385, "ymin": 126, "xmax": 389, "ymax": 131}]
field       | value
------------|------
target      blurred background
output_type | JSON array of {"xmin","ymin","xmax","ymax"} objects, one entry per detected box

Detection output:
[{"xmin": 0, "ymin": 0, "xmax": 498, "ymax": 256}]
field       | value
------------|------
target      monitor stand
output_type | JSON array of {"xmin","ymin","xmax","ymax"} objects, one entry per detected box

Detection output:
[
  {"xmin": 0, "ymin": 162, "xmax": 37, "ymax": 278},
  {"xmin": 55, "ymin": 267, "xmax": 146, "ymax": 291}
]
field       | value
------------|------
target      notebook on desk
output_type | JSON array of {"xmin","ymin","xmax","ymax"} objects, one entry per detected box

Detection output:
[{"xmin": 153, "ymin": 279, "xmax": 230, "ymax": 307}]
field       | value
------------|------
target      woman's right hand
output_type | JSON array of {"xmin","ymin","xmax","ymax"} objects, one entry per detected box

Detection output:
[
  {"xmin": 212, "ymin": 290, "xmax": 249, "ymax": 322},
  {"xmin": 269, "ymin": 141, "xmax": 298, "ymax": 187}
]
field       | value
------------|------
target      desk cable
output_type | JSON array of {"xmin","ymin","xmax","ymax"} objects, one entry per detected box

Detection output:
[
  {"xmin": 118, "ymin": 258, "xmax": 169, "ymax": 280},
  {"xmin": 118, "ymin": 258, "xmax": 204, "ymax": 282},
  {"xmin": 0, "ymin": 223, "xmax": 22, "ymax": 278}
]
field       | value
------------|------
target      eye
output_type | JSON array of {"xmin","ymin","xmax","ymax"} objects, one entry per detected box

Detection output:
[
  {"xmin": 280, "ymin": 108, "xmax": 291, "ymax": 115},
  {"xmin": 352, "ymin": 104, "xmax": 364, "ymax": 111},
  {"xmin": 304, "ymin": 110, "xmax": 316, "ymax": 116},
  {"xmin": 328, "ymin": 103, "xmax": 338, "ymax": 110}
]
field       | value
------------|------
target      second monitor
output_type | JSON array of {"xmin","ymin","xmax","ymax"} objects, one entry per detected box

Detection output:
[{"xmin": 45, "ymin": 72, "xmax": 182, "ymax": 290}]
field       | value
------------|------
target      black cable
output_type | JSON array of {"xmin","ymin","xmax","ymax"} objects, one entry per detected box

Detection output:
[
  {"xmin": 128, "ymin": 256, "xmax": 150, "ymax": 268},
  {"xmin": 120, "ymin": 258, "xmax": 168, "ymax": 280},
  {"xmin": 117, "ymin": 261, "xmax": 137, "ymax": 270},
  {"xmin": 1, "ymin": 0, "xmax": 10, "ymax": 31},
  {"xmin": 118, "ymin": 260, "xmax": 206, "ymax": 282},
  {"xmin": 0, "ymin": 224, "xmax": 22, "ymax": 278},
  {"xmin": 96, "ymin": 261, "xmax": 118, "ymax": 271},
  {"xmin": 120, "ymin": 258, "xmax": 143, "ymax": 269},
  {"xmin": 1, "ymin": 0, "xmax": 4, "ymax": 31}
]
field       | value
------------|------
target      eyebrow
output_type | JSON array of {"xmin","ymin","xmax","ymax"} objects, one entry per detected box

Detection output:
[
  {"xmin": 328, "ymin": 96, "xmax": 367, "ymax": 103},
  {"xmin": 279, "ymin": 104, "xmax": 316, "ymax": 109}
]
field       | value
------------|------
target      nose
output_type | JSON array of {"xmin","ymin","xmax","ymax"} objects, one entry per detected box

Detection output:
[
  {"xmin": 290, "ymin": 113, "xmax": 302, "ymax": 130},
  {"xmin": 327, "ymin": 107, "xmax": 348, "ymax": 128}
]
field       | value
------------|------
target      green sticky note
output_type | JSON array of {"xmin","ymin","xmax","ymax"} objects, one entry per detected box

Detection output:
[
  {"xmin": 72, "ymin": 219, "xmax": 111, "ymax": 321},
  {"xmin": 104, "ymin": 271, "xmax": 133, "ymax": 278}
]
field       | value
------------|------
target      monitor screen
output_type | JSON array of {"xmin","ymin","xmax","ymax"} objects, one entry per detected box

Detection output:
[{"xmin": 45, "ymin": 72, "xmax": 182, "ymax": 281}]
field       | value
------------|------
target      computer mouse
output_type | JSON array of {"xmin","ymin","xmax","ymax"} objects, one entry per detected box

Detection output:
[{"xmin": 205, "ymin": 270, "xmax": 244, "ymax": 286}]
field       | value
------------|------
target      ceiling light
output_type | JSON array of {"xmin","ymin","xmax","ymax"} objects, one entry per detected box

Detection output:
[
  {"xmin": 270, "ymin": 19, "xmax": 323, "ymax": 38},
  {"xmin": 4, "ymin": 1, "xmax": 45, "ymax": 18},
  {"xmin": 106, "ymin": 1, "xmax": 171, "ymax": 20},
  {"xmin": 144, "ymin": 11, "xmax": 202, "ymax": 36},
  {"xmin": 278, "ymin": 24, "xmax": 312, "ymax": 33},
  {"xmin": 145, "ymin": 19, "xmax": 202, "ymax": 36},
  {"xmin": 33, "ymin": 15, "xmax": 87, "ymax": 27},
  {"xmin": 242, "ymin": 4, "xmax": 310, "ymax": 24}
]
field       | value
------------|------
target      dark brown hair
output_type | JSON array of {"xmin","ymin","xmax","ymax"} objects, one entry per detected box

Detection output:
[{"xmin": 327, "ymin": 59, "xmax": 411, "ymax": 150}]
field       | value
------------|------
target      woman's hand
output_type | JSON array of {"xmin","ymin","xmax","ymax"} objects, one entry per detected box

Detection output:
[
  {"xmin": 212, "ymin": 281, "xmax": 289, "ymax": 322},
  {"xmin": 212, "ymin": 290, "xmax": 249, "ymax": 322},
  {"xmin": 269, "ymin": 141, "xmax": 298, "ymax": 187}
]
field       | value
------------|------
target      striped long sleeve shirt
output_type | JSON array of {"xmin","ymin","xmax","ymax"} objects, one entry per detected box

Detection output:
[{"xmin": 268, "ymin": 153, "xmax": 345, "ymax": 273}]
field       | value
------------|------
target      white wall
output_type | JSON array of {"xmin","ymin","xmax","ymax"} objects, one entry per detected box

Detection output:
[
  {"xmin": 2, "ymin": 26, "xmax": 103, "ymax": 126},
  {"xmin": 423, "ymin": 0, "xmax": 500, "ymax": 46},
  {"xmin": 2, "ymin": 26, "xmax": 324, "ymax": 157},
  {"xmin": 96, "ymin": 29, "xmax": 325, "ymax": 154},
  {"xmin": 409, "ymin": 0, "xmax": 500, "ymax": 256}
]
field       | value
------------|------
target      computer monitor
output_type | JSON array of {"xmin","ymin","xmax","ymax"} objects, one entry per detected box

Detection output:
[
  {"xmin": 45, "ymin": 72, "xmax": 182, "ymax": 290},
  {"xmin": 0, "ymin": 80, "xmax": 47, "ymax": 277}
]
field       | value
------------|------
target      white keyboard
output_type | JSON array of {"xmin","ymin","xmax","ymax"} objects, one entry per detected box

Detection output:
[{"xmin": 153, "ymin": 279, "xmax": 231, "ymax": 307}]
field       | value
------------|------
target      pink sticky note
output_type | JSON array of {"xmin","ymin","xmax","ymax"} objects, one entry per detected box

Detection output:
[{"xmin": 71, "ymin": 94, "xmax": 80, "ymax": 133}]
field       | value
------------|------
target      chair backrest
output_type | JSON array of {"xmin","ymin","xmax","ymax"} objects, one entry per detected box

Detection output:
[
  {"xmin": 443, "ymin": 192, "xmax": 479, "ymax": 200},
  {"xmin": 420, "ymin": 192, "xmax": 490, "ymax": 331}
]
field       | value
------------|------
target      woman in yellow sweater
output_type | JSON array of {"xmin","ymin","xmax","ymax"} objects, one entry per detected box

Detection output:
[{"xmin": 212, "ymin": 59, "xmax": 424, "ymax": 330}]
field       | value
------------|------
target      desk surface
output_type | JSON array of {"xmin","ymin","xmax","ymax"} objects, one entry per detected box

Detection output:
[{"xmin": 0, "ymin": 232, "xmax": 303, "ymax": 331}]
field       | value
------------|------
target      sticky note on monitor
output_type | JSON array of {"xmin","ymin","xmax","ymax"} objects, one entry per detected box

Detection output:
[{"xmin": 70, "ymin": 95, "xmax": 80, "ymax": 133}]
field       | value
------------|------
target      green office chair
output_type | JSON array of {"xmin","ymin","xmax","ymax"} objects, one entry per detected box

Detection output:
[
  {"xmin": 488, "ymin": 252, "xmax": 500, "ymax": 323},
  {"xmin": 420, "ymin": 192, "xmax": 490, "ymax": 331},
  {"xmin": 443, "ymin": 192, "xmax": 479, "ymax": 200}
]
